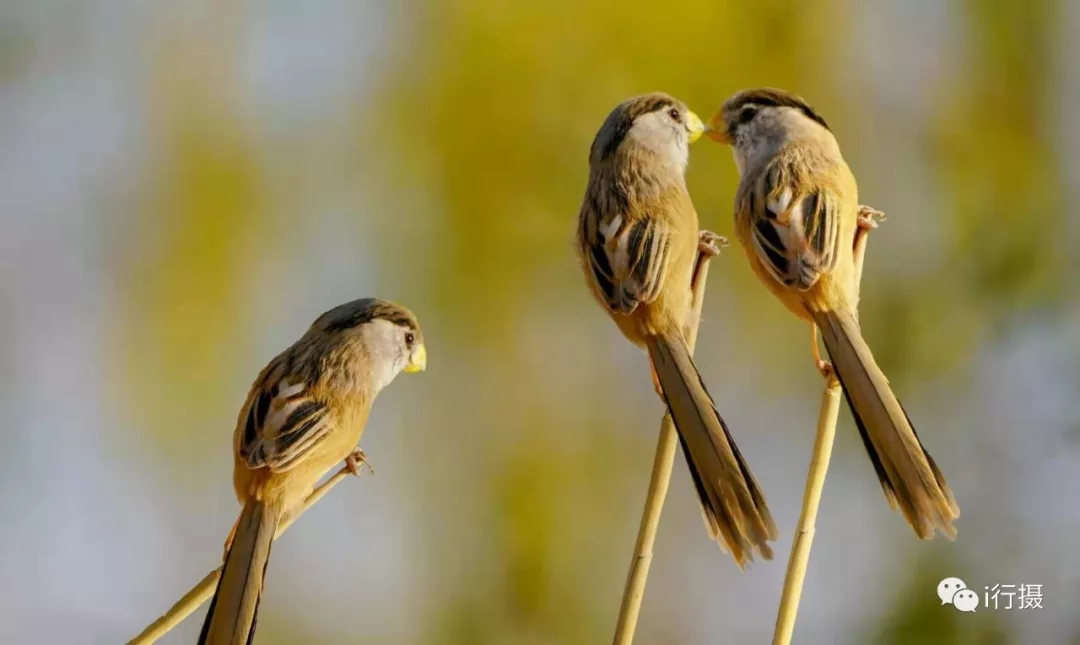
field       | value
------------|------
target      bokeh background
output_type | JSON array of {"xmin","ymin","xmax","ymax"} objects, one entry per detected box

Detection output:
[{"xmin": 2, "ymin": 1, "xmax": 1078, "ymax": 643}]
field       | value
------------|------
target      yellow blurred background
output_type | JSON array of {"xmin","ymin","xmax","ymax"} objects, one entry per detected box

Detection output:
[{"xmin": 1, "ymin": 1, "xmax": 1078, "ymax": 643}]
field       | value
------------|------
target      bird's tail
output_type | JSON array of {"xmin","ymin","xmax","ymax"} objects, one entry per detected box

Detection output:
[
  {"xmin": 646, "ymin": 330, "xmax": 776, "ymax": 567},
  {"xmin": 198, "ymin": 500, "xmax": 278, "ymax": 645},
  {"xmin": 813, "ymin": 306, "xmax": 959, "ymax": 538}
]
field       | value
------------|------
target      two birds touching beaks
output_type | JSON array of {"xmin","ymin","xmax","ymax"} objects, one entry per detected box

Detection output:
[
  {"xmin": 576, "ymin": 88, "xmax": 959, "ymax": 566},
  {"xmin": 196, "ymin": 88, "xmax": 960, "ymax": 645}
]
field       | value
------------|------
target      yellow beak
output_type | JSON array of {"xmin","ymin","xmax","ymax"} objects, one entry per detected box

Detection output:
[
  {"xmin": 704, "ymin": 111, "xmax": 731, "ymax": 144},
  {"xmin": 404, "ymin": 343, "xmax": 426, "ymax": 373},
  {"xmin": 686, "ymin": 110, "xmax": 705, "ymax": 144}
]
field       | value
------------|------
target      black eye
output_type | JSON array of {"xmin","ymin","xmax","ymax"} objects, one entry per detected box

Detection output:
[
  {"xmin": 667, "ymin": 108, "xmax": 680, "ymax": 121},
  {"xmin": 738, "ymin": 105, "xmax": 758, "ymax": 124},
  {"xmin": 404, "ymin": 332, "xmax": 415, "ymax": 346}
]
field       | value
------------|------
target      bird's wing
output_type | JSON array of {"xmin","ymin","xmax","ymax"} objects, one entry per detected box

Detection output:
[
  {"xmin": 236, "ymin": 358, "xmax": 332, "ymax": 473},
  {"xmin": 581, "ymin": 204, "xmax": 673, "ymax": 315},
  {"xmin": 741, "ymin": 159, "xmax": 843, "ymax": 290}
]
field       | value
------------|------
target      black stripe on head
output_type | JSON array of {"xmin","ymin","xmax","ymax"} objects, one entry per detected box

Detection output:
[
  {"xmin": 726, "ymin": 88, "xmax": 830, "ymax": 131},
  {"xmin": 593, "ymin": 92, "xmax": 677, "ymax": 161},
  {"xmin": 315, "ymin": 298, "xmax": 420, "ymax": 335}
]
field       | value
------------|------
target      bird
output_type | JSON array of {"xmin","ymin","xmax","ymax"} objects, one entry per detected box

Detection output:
[
  {"xmin": 197, "ymin": 298, "xmax": 427, "ymax": 645},
  {"xmin": 707, "ymin": 87, "xmax": 959, "ymax": 539},
  {"xmin": 576, "ymin": 92, "xmax": 777, "ymax": 566}
]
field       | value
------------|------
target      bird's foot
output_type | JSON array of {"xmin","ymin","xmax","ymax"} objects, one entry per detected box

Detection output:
[
  {"xmin": 854, "ymin": 206, "xmax": 886, "ymax": 249},
  {"xmin": 346, "ymin": 448, "xmax": 375, "ymax": 477},
  {"xmin": 692, "ymin": 230, "xmax": 728, "ymax": 290},
  {"xmin": 811, "ymin": 324, "xmax": 834, "ymax": 379},
  {"xmin": 697, "ymin": 230, "xmax": 729, "ymax": 257},
  {"xmin": 815, "ymin": 358, "xmax": 834, "ymax": 379},
  {"xmin": 856, "ymin": 206, "xmax": 886, "ymax": 231}
]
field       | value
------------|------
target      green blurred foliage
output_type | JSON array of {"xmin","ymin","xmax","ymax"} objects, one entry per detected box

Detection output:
[
  {"xmin": 939, "ymin": 0, "xmax": 1063, "ymax": 308},
  {"xmin": 865, "ymin": 0, "xmax": 1069, "ymax": 379},
  {"xmin": 112, "ymin": 15, "xmax": 262, "ymax": 471}
]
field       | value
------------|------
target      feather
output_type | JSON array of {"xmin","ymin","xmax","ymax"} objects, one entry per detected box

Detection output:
[
  {"xmin": 814, "ymin": 307, "xmax": 958, "ymax": 538},
  {"xmin": 239, "ymin": 373, "xmax": 331, "ymax": 474},
  {"xmin": 744, "ymin": 160, "xmax": 842, "ymax": 290},
  {"xmin": 582, "ymin": 206, "xmax": 673, "ymax": 316},
  {"xmin": 197, "ymin": 500, "xmax": 278, "ymax": 645},
  {"xmin": 647, "ymin": 331, "xmax": 777, "ymax": 565}
]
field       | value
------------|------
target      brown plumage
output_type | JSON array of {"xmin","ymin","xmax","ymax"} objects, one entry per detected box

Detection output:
[
  {"xmin": 710, "ymin": 87, "xmax": 959, "ymax": 539},
  {"xmin": 198, "ymin": 298, "xmax": 426, "ymax": 645},
  {"xmin": 577, "ymin": 92, "xmax": 777, "ymax": 566}
]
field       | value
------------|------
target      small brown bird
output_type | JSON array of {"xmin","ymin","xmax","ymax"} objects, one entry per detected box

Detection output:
[
  {"xmin": 198, "ymin": 298, "xmax": 426, "ymax": 645},
  {"xmin": 708, "ymin": 87, "xmax": 959, "ymax": 539},
  {"xmin": 577, "ymin": 92, "xmax": 777, "ymax": 565}
]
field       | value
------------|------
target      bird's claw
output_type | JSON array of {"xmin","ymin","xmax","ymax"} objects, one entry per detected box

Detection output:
[
  {"xmin": 697, "ymin": 230, "xmax": 729, "ymax": 258},
  {"xmin": 346, "ymin": 448, "xmax": 374, "ymax": 476},
  {"xmin": 856, "ymin": 206, "xmax": 886, "ymax": 231},
  {"xmin": 816, "ymin": 359, "xmax": 834, "ymax": 380}
]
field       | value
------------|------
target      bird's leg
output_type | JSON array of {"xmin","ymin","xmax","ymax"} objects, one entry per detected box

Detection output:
[
  {"xmin": 346, "ymin": 447, "xmax": 374, "ymax": 476},
  {"xmin": 649, "ymin": 359, "xmax": 665, "ymax": 400},
  {"xmin": 692, "ymin": 230, "xmax": 728, "ymax": 291},
  {"xmin": 851, "ymin": 205, "xmax": 886, "ymax": 312},
  {"xmin": 811, "ymin": 323, "xmax": 833, "ymax": 379},
  {"xmin": 854, "ymin": 206, "xmax": 886, "ymax": 250},
  {"xmin": 222, "ymin": 516, "xmax": 239, "ymax": 560}
]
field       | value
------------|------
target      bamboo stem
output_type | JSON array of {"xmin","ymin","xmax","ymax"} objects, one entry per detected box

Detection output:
[
  {"xmin": 127, "ymin": 466, "xmax": 356, "ymax": 645},
  {"xmin": 611, "ymin": 236, "xmax": 719, "ymax": 645},
  {"xmin": 770, "ymin": 209, "xmax": 879, "ymax": 645}
]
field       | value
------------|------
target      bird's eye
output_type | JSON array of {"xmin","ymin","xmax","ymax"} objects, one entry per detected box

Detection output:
[
  {"xmin": 667, "ymin": 108, "xmax": 680, "ymax": 121},
  {"xmin": 404, "ymin": 332, "xmax": 415, "ymax": 346},
  {"xmin": 738, "ymin": 105, "xmax": 758, "ymax": 124}
]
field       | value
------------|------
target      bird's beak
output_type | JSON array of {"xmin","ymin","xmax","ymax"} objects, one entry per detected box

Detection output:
[
  {"xmin": 685, "ymin": 110, "xmax": 705, "ymax": 144},
  {"xmin": 404, "ymin": 343, "xmax": 427, "ymax": 373},
  {"xmin": 704, "ymin": 111, "xmax": 731, "ymax": 144}
]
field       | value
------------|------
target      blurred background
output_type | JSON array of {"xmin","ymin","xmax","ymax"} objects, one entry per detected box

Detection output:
[{"xmin": 1, "ymin": 1, "xmax": 1078, "ymax": 643}]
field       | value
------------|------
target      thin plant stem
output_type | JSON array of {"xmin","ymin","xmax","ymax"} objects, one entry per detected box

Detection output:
[
  {"xmin": 127, "ymin": 466, "xmax": 356, "ymax": 645},
  {"xmin": 770, "ymin": 211, "xmax": 878, "ymax": 645},
  {"xmin": 612, "ymin": 239, "xmax": 718, "ymax": 645},
  {"xmin": 770, "ymin": 376, "xmax": 841, "ymax": 645}
]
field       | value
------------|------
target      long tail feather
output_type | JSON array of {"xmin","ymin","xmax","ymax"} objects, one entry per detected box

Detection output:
[
  {"xmin": 814, "ymin": 307, "xmax": 959, "ymax": 538},
  {"xmin": 198, "ymin": 501, "xmax": 278, "ymax": 645},
  {"xmin": 647, "ymin": 331, "xmax": 777, "ymax": 566}
]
